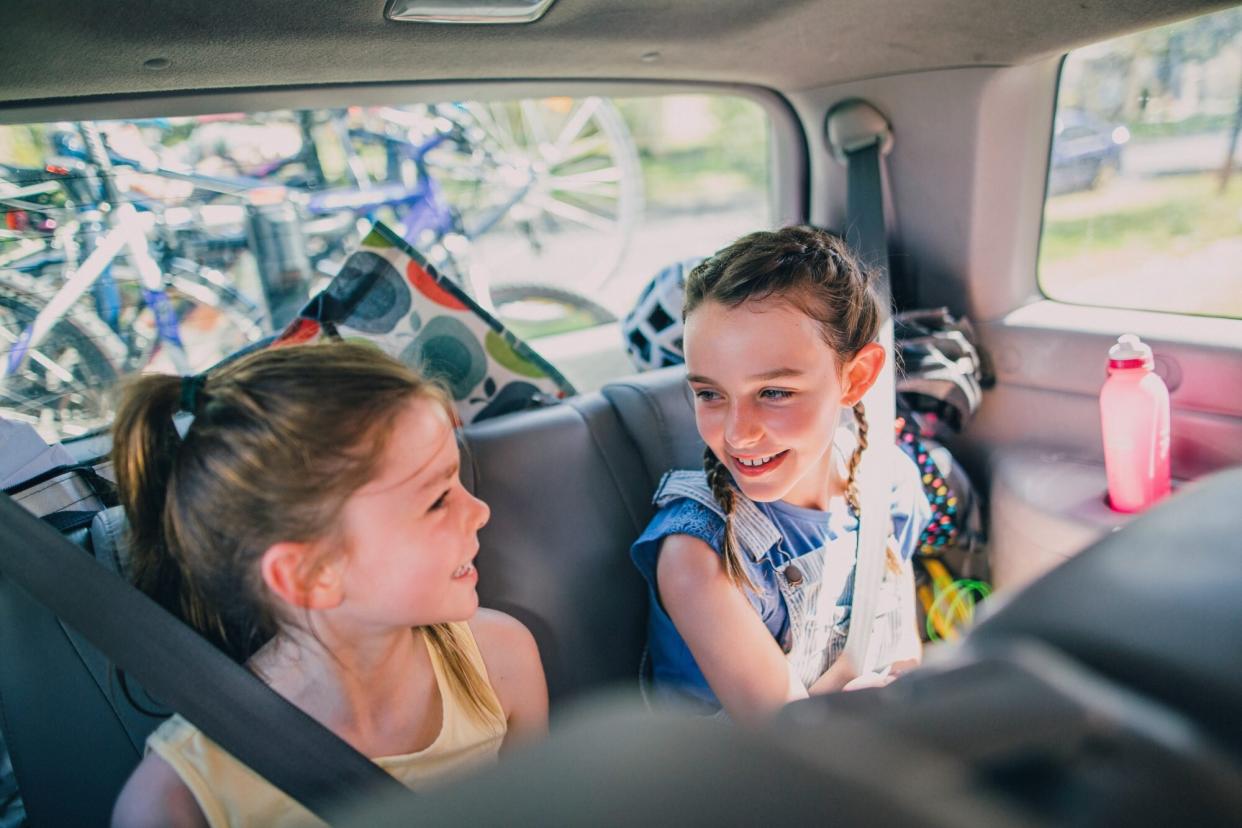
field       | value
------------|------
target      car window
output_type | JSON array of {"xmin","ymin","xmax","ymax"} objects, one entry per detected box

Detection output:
[
  {"xmin": 1039, "ymin": 5, "xmax": 1242, "ymax": 319},
  {"xmin": 0, "ymin": 93, "xmax": 774, "ymax": 443}
]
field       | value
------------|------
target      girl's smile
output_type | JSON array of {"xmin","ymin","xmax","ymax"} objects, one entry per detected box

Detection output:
[
  {"xmin": 728, "ymin": 448, "xmax": 790, "ymax": 477},
  {"xmin": 685, "ymin": 297, "xmax": 865, "ymax": 510},
  {"xmin": 451, "ymin": 561, "xmax": 478, "ymax": 581}
]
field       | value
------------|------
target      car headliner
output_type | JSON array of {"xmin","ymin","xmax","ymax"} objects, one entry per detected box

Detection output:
[{"xmin": 0, "ymin": 0, "xmax": 1235, "ymax": 108}]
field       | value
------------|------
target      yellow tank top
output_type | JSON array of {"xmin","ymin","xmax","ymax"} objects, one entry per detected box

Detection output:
[{"xmin": 145, "ymin": 622, "xmax": 506, "ymax": 828}]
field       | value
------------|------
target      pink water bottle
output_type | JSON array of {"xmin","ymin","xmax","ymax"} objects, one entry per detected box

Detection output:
[{"xmin": 1100, "ymin": 334, "xmax": 1170, "ymax": 512}]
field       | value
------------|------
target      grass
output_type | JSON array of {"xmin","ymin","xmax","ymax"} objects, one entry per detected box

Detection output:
[
  {"xmin": 1039, "ymin": 173, "xmax": 1242, "ymax": 317},
  {"xmin": 1127, "ymin": 113, "xmax": 1237, "ymax": 140},
  {"xmin": 1040, "ymin": 173, "xmax": 1242, "ymax": 263}
]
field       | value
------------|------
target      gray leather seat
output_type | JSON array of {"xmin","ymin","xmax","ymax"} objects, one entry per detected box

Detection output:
[
  {"xmin": 0, "ymin": 504, "xmax": 167, "ymax": 826},
  {"xmin": 0, "ymin": 365, "xmax": 700, "ymax": 825},
  {"xmin": 601, "ymin": 365, "xmax": 705, "ymax": 488}
]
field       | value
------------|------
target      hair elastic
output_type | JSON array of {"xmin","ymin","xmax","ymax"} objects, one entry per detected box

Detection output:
[{"xmin": 172, "ymin": 374, "xmax": 207, "ymax": 439}]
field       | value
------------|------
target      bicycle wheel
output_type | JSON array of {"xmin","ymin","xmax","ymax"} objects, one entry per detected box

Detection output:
[
  {"xmin": 123, "ymin": 258, "xmax": 268, "ymax": 375},
  {"xmin": 0, "ymin": 270, "xmax": 123, "ymax": 440},
  {"xmin": 422, "ymin": 97, "xmax": 643, "ymax": 294},
  {"xmin": 489, "ymin": 282, "xmax": 617, "ymax": 340}
]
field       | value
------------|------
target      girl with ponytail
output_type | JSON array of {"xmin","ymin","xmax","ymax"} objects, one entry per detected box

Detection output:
[
  {"xmin": 630, "ymin": 226, "xmax": 931, "ymax": 724},
  {"xmin": 111, "ymin": 342, "xmax": 547, "ymax": 828}
]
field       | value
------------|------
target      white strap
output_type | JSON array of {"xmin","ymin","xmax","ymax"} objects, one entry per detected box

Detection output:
[{"xmin": 841, "ymin": 318, "xmax": 896, "ymax": 675}]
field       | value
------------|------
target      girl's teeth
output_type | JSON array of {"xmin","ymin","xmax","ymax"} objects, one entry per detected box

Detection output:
[
  {"xmin": 453, "ymin": 562, "xmax": 475, "ymax": 578},
  {"xmin": 738, "ymin": 453, "xmax": 778, "ymax": 467}
]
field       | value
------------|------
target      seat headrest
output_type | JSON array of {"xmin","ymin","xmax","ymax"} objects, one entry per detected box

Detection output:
[
  {"xmin": 601, "ymin": 366, "xmax": 704, "ymax": 488},
  {"xmin": 89, "ymin": 505, "xmax": 131, "ymax": 579}
]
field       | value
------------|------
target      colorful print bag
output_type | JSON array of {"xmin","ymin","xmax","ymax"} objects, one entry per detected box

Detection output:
[{"xmin": 275, "ymin": 222, "xmax": 575, "ymax": 424}]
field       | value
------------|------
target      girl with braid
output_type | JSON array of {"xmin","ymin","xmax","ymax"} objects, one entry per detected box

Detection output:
[{"xmin": 630, "ymin": 226, "xmax": 931, "ymax": 723}]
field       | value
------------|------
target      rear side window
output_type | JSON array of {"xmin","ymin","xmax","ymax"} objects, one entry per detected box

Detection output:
[
  {"xmin": 1039, "ymin": 6, "xmax": 1242, "ymax": 319},
  {"xmin": 0, "ymin": 93, "xmax": 773, "ymax": 443}
]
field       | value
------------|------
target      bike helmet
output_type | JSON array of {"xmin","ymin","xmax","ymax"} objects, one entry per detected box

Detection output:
[
  {"xmin": 894, "ymin": 307, "xmax": 990, "ymax": 433},
  {"xmin": 621, "ymin": 256, "xmax": 703, "ymax": 372}
]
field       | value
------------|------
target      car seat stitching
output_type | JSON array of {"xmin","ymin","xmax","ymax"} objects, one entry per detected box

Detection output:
[
  {"xmin": 604, "ymin": 382, "xmax": 672, "ymax": 489},
  {"xmin": 565, "ymin": 399, "xmax": 647, "ymax": 534},
  {"xmin": 101, "ymin": 508, "xmax": 125, "ymax": 575}
]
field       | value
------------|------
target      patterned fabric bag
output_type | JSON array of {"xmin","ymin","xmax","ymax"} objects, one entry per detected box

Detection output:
[{"xmin": 275, "ymin": 222, "xmax": 575, "ymax": 424}]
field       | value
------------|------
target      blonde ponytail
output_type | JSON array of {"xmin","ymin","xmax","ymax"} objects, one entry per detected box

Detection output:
[{"xmin": 423, "ymin": 624, "xmax": 505, "ymax": 727}]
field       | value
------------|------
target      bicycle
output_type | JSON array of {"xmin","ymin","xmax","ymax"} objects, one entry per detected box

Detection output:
[
  {"xmin": 0, "ymin": 123, "xmax": 265, "ymax": 439},
  {"xmin": 183, "ymin": 99, "xmax": 641, "ymax": 335},
  {"xmin": 2, "ymin": 97, "xmax": 643, "ymax": 436}
]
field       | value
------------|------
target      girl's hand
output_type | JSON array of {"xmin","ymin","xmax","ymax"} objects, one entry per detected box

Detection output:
[
  {"xmin": 841, "ymin": 666, "xmax": 896, "ymax": 691},
  {"xmin": 839, "ymin": 657, "xmax": 919, "ymax": 691}
]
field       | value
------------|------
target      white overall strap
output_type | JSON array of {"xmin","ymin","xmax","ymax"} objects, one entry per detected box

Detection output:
[{"xmin": 824, "ymin": 101, "xmax": 897, "ymax": 676}]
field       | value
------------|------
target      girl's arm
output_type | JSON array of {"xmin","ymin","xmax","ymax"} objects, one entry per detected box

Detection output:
[
  {"xmin": 471, "ymin": 609, "xmax": 549, "ymax": 751},
  {"xmin": 657, "ymin": 534, "xmax": 809, "ymax": 725},
  {"xmin": 111, "ymin": 754, "xmax": 207, "ymax": 828}
]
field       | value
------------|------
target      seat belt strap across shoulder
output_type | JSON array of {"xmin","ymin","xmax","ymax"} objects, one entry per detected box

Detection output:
[
  {"xmin": 824, "ymin": 101, "xmax": 897, "ymax": 676},
  {"xmin": 0, "ymin": 493, "xmax": 412, "ymax": 820}
]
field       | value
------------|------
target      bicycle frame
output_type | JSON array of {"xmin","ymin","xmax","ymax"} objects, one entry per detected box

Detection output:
[
  {"xmin": 3, "ymin": 202, "xmax": 189, "ymax": 379},
  {"xmin": 264, "ymin": 111, "xmax": 537, "ymax": 256}
]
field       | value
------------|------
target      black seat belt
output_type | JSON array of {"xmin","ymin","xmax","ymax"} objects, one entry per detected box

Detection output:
[
  {"xmin": 0, "ymin": 493, "xmax": 413, "ymax": 820},
  {"xmin": 845, "ymin": 138, "xmax": 890, "ymax": 281}
]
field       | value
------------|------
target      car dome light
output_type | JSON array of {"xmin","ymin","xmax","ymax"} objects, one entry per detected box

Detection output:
[{"xmin": 385, "ymin": 0, "xmax": 556, "ymax": 24}]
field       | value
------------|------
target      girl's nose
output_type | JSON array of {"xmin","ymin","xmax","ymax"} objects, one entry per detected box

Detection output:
[
  {"xmin": 724, "ymin": 403, "xmax": 762, "ymax": 448},
  {"xmin": 468, "ymin": 491, "xmax": 491, "ymax": 531}
]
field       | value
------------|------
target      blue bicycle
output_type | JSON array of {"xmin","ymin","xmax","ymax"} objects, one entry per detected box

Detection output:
[
  {"xmin": 1, "ymin": 98, "xmax": 641, "ymax": 437},
  {"xmin": 192, "ymin": 100, "xmax": 640, "ymax": 328}
]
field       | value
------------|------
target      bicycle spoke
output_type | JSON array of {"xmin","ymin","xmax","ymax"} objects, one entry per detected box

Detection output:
[
  {"xmin": 475, "ymin": 103, "xmax": 522, "ymax": 158},
  {"xmin": 519, "ymin": 99, "xmax": 554, "ymax": 156},
  {"xmin": 0, "ymin": 323, "xmax": 78, "ymax": 384},
  {"xmin": 552, "ymin": 98, "xmax": 603, "ymax": 162},
  {"xmin": 550, "ymin": 136, "xmax": 613, "ymax": 171},
  {"xmin": 527, "ymin": 192, "xmax": 618, "ymax": 232},
  {"xmin": 547, "ymin": 166, "xmax": 626, "ymax": 188}
]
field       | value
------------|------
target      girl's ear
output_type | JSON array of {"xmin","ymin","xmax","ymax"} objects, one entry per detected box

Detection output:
[
  {"xmin": 840, "ymin": 342, "xmax": 886, "ymax": 407},
  {"xmin": 260, "ymin": 542, "xmax": 343, "ymax": 611}
]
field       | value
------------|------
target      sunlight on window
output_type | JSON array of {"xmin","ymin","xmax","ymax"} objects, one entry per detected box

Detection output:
[{"xmin": 1040, "ymin": 6, "xmax": 1242, "ymax": 319}]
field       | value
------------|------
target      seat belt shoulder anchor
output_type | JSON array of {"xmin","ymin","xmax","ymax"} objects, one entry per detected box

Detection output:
[{"xmin": 825, "ymin": 98, "xmax": 894, "ymax": 166}]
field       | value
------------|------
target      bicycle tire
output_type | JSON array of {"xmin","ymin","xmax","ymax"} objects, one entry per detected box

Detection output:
[
  {"xmin": 423, "ymin": 97, "xmax": 644, "ymax": 293},
  {"xmin": 489, "ymin": 282, "xmax": 617, "ymax": 340},
  {"xmin": 0, "ymin": 269, "xmax": 123, "ymax": 440}
]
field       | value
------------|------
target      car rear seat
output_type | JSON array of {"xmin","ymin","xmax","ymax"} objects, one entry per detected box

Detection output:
[
  {"xmin": 0, "ymin": 365, "xmax": 701, "ymax": 826},
  {"xmin": 0, "ymin": 506, "xmax": 167, "ymax": 825},
  {"xmin": 461, "ymin": 365, "xmax": 701, "ymax": 700}
]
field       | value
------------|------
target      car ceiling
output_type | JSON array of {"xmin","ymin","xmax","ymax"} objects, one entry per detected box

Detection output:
[{"xmin": 1, "ymin": 0, "xmax": 1236, "ymax": 108}]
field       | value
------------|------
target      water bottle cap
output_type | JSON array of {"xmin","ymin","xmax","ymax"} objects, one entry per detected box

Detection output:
[{"xmin": 1108, "ymin": 333, "xmax": 1153, "ymax": 369}]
